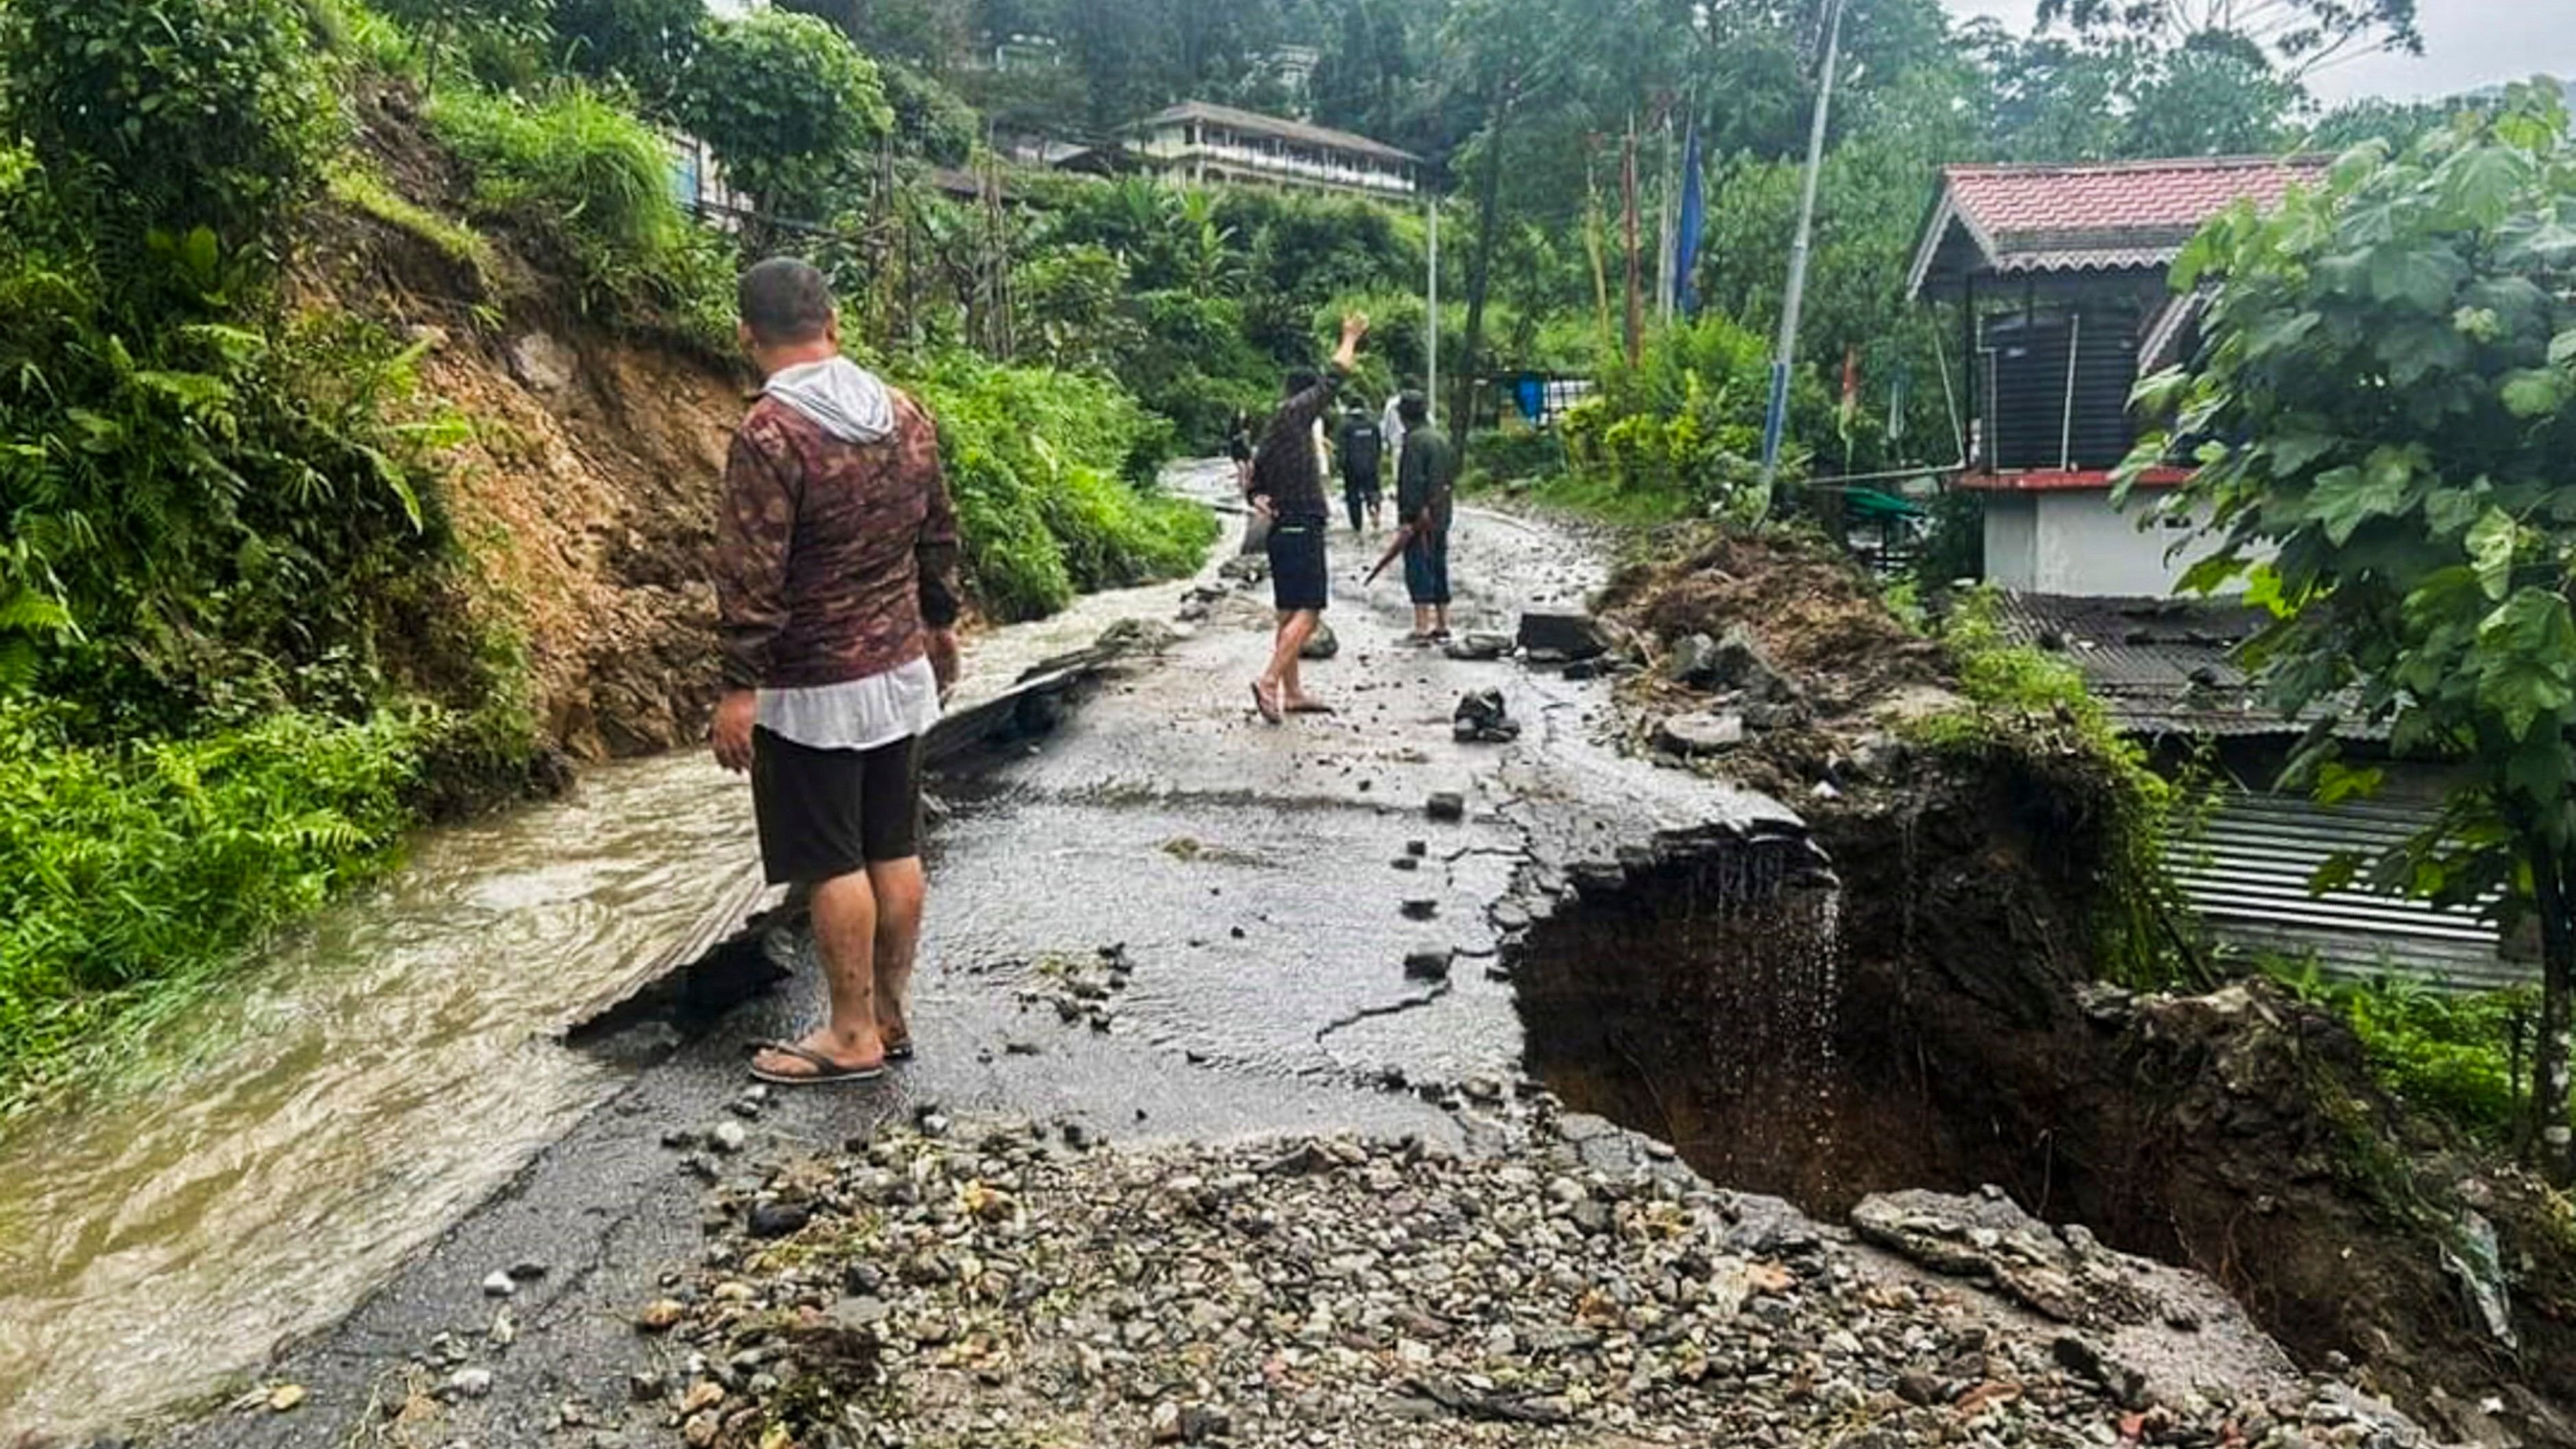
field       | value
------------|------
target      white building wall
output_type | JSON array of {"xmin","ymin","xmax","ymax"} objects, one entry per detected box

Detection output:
[
  {"xmin": 2029, "ymin": 490, "xmax": 2232, "ymax": 597},
  {"xmin": 1981, "ymin": 492, "xmax": 2039, "ymax": 592}
]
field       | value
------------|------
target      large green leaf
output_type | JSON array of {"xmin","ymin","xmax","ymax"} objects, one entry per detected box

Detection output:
[
  {"xmin": 2366, "ymin": 245, "xmax": 2464, "ymax": 313},
  {"xmin": 2501, "ymin": 368, "xmax": 2566, "ymax": 419},
  {"xmin": 2466, "ymin": 507, "xmax": 2519, "ymax": 601}
]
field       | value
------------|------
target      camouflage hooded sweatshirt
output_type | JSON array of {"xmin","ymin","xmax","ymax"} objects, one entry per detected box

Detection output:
[{"xmin": 713, "ymin": 357, "xmax": 963, "ymax": 748}]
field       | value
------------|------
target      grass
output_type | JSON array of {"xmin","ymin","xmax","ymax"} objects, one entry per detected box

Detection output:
[
  {"xmin": 425, "ymin": 82, "xmax": 693, "ymax": 319},
  {"xmin": 326, "ymin": 159, "xmax": 496, "ymax": 278},
  {"xmin": 1907, "ymin": 588, "xmax": 2205, "ymax": 990},
  {"xmin": 1468, "ymin": 468, "xmax": 1698, "ymax": 528}
]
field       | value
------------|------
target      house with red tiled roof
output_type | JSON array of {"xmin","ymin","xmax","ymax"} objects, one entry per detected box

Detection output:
[
  {"xmin": 1907, "ymin": 156, "xmax": 2327, "ymax": 597},
  {"xmin": 1909, "ymin": 156, "xmax": 2523, "ymax": 985}
]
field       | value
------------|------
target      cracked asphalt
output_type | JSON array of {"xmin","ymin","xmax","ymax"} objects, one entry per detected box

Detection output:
[{"xmin": 147, "ymin": 469, "xmax": 1793, "ymax": 1449}]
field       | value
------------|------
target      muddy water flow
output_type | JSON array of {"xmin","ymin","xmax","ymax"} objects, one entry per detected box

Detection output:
[{"xmin": 0, "ymin": 468, "xmax": 1238, "ymax": 1442}]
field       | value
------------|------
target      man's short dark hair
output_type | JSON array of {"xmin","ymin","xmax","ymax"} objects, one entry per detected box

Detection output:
[
  {"xmin": 1398, "ymin": 390, "xmax": 1429, "ymax": 426},
  {"xmin": 1285, "ymin": 367, "xmax": 1320, "ymax": 397},
  {"xmin": 739, "ymin": 256, "xmax": 835, "ymax": 346}
]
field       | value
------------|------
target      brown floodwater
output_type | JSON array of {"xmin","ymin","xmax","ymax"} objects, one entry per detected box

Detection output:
[{"xmin": 0, "ymin": 471, "xmax": 1232, "ymax": 1442}]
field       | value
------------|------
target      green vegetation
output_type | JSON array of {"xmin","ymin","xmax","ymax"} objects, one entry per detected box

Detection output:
[
  {"xmin": 676, "ymin": 9, "xmax": 891, "ymax": 220},
  {"xmin": 2133, "ymin": 84, "xmax": 2576, "ymax": 1171},
  {"xmin": 326, "ymin": 160, "xmax": 497, "ymax": 276},
  {"xmin": 915, "ymin": 353, "xmax": 1214, "ymax": 620},
  {"xmin": 2270, "ymin": 963, "xmax": 2542, "ymax": 1145},
  {"xmin": 0, "ymin": 704, "xmax": 429, "ymax": 1106},
  {"xmin": 1910, "ymin": 591, "xmax": 2202, "ymax": 988}
]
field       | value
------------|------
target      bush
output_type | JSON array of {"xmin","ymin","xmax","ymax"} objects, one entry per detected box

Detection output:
[
  {"xmin": 2272, "ymin": 965, "xmax": 2540, "ymax": 1142},
  {"xmin": 0, "ymin": 701, "xmax": 431, "ymax": 1103},
  {"xmin": 676, "ymin": 10, "xmax": 890, "ymax": 220},
  {"xmin": 0, "ymin": 0, "xmax": 332, "ymax": 272},
  {"xmin": 910, "ymin": 352, "xmax": 1214, "ymax": 621},
  {"xmin": 428, "ymin": 84, "xmax": 720, "ymax": 324}
]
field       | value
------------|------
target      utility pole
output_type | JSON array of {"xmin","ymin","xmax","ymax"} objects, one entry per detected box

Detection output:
[
  {"xmin": 1756, "ymin": 0, "xmax": 1848, "ymax": 507},
  {"xmin": 1427, "ymin": 197, "xmax": 1440, "ymax": 427},
  {"xmin": 1621, "ymin": 115, "xmax": 1641, "ymax": 368}
]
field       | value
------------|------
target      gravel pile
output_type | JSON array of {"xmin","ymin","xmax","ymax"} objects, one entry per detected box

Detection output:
[{"xmin": 630, "ymin": 1121, "xmax": 2441, "ymax": 1449}]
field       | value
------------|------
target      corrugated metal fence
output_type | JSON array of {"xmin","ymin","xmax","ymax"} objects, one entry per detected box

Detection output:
[{"xmin": 2172, "ymin": 791, "xmax": 2525, "ymax": 992}]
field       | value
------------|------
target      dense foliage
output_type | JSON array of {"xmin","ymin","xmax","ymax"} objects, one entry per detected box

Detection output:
[
  {"xmin": 676, "ymin": 9, "xmax": 892, "ymax": 221},
  {"xmin": 914, "ymin": 355, "xmax": 1213, "ymax": 620},
  {"xmin": 2132, "ymin": 84, "xmax": 2576, "ymax": 1168},
  {"xmin": 0, "ymin": 0, "xmax": 330, "ymax": 268},
  {"xmin": 0, "ymin": 704, "xmax": 427, "ymax": 1105}
]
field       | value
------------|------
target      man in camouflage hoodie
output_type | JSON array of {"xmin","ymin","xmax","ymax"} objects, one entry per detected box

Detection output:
[{"xmin": 711, "ymin": 257, "xmax": 963, "ymax": 1086}]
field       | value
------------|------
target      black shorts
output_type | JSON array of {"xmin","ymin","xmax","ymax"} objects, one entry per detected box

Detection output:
[
  {"xmin": 750, "ymin": 728, "xmax": 923, "ymax": 885},
  {"xmin": 1267, "ymin": 514, "xmax": 1329, "ymax": 612}
]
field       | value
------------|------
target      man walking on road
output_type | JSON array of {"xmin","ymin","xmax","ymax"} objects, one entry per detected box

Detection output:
[
  {"xmin": 1245, "ymin": 312, "xmax": 1370, "ymax": 723},
  {"xmin": 711, "ymin": 257, "xmax": 964, "ymax": 1086},
  {"xmin": 1394, "ymin": 391, "xmax": 1457, "ymax": 643},
  {"xmin": 1337, "ymin": 403, "xmax": 1386, "ymax": 534}
]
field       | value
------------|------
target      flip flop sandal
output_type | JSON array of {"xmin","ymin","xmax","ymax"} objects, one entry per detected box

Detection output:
[
  {"xmin": 1286, "ymin": 701, "xmax": 1337, "ymax": 715},
  {"xmin": 1250, "ymin": 680, "xmax": 1284, "ymax": 724},
  {"xmin": 748, "ymin": 1040, "xmax": 887, "ymax": 1086},
  {"xmin": 884, "ymin": 1036, "xmax": 916, "ymax": 1063}
]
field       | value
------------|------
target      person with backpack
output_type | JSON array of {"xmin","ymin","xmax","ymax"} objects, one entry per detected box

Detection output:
[{"xmin": 1336, "ymin": 403, "xmax": 1386, "ymax": 534}]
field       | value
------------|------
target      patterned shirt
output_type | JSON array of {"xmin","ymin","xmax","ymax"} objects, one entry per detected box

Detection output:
[
  {"xmin": 713, "ymin": 387, "xmax": 962, "ymax": 694},
  {"xmin": 1248, "ymin": 364, "xmax": 1350, "ymax": 519}
]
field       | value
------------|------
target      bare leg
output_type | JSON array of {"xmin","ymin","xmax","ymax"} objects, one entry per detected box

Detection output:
[
  {"xmin": 868, "ymin": 857, "xmax": 924, "ymax": 1050},
  {"xmin": 754, "ymin": 871, "xmax": 885, "ymax": 1077},
  {"xmin": 1272, "ymin": 610, "xmax": 1321, "ymax": 708},
  {"xmin": 1434, "ymin": 603, "xmax": 1451, "ymax": 635}
]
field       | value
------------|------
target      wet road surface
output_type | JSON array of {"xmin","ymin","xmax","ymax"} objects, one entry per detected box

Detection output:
[{"xmin": 77, "ymin": 463, "xmax": 1789, "ymax": 1448}]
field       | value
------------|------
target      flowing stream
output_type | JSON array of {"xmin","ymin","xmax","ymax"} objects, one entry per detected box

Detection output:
[{"xmin": 0, "ymin": 469, "xmax": 1232, "ymax": 1443}]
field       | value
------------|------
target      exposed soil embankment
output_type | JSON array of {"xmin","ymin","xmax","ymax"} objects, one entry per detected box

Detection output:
[
  {"xmin": 296, "ymin": 82, "xmax": 747, "ymax": 763},
  {"xmin": 1514, "ymin": 524, "xmax": 2576, "ymax": 1446}
]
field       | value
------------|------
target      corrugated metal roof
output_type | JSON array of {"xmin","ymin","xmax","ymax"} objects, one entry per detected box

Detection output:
[
  {"xmin": 1995, "ymin": 592, "xmax": 2309, "ymax": 739},
  {"xmin": 2175, "ymin": 791, "xmax": 2519, "ymax": 990}
]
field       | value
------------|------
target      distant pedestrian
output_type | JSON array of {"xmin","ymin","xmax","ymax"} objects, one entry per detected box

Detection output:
[
  {"xmin": 1337, "ymin": 404, "xmax": 1386, "ymax": 534},
  {"xmin": 711, "ymin": 256, "xmax": 962, "ymax": 1086},
  {"xmin": 1245, "ymin": 313, "xmax": 1370, "ymax": 723},
  {"xmin": 1394, "ymin": 391, "xmax": 1455, "ymax": 643},
  {"xmin": 1226, "ymin": 409, "xmax": 1256, "ymax": 494},
  {"xmin": 1380, "ymin": 387, "xmax": 1409, "ymax": 472}
]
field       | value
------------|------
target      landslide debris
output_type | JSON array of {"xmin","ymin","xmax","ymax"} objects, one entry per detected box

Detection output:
[{"xmin": 625, "ymin": 1119, "xmax": 2441, "ymax": 1449}]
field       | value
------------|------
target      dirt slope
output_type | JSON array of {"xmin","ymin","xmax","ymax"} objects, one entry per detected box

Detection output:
[{"xmin": 294, "ymin": 82, "xmax": 747, "ymax": 763}]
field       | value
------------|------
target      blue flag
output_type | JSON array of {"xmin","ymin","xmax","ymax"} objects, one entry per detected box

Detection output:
[{"xmin": 1673, "ymin": 119, "xmax": 1705, "ymax": 318}]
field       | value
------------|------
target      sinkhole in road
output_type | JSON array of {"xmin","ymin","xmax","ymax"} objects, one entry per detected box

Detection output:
[{"xmin": 1501, "ymin": 754, "xmax": 2557, "ymax": 1426}]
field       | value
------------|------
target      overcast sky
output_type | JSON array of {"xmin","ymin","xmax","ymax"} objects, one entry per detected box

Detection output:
[{"xmin": 1940, "ymin": 0, "xmax": 2576, "ymax": 104}]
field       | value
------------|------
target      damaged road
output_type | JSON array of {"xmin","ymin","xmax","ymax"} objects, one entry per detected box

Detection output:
[
  {"xmin": 141, "ymin": 472, "xmax": 1789, "ymax": 1449},
  {"xmin": 131, "ymin": 471, "xmax": 2457, "ymax": 1449}
]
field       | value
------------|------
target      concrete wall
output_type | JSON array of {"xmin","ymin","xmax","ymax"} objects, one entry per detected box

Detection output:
[
  {"xmin": 2032, "ymin": 491, "xmax": 2226, "ymax": 596},
  {"xmin": 1981, "ymin": 488, "xmax": 2231, "ymax": 597},
  {"xmin": 1981, "ymin": 493, "xmax": 2039, "ymax": 591}
]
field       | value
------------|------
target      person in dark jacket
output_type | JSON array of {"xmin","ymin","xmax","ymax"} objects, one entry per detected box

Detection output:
[
  {"xmin": 1393, "ymin": 391, "xmax": 1455, "ymax": 643},
  {"xmin": 712, "ymin": 257, "xmax": 962, "ymax": 1086},
  {"xmin": 1225, "ymin": 409, "xmax": 1256, "ymax": 494},
  {"xmin": 1244, "ymin": 313, "xmax": 1370, "ymax": 722},
  {"xmin": 1336, "ymin": 405, "xmax": 1385, "ymax": 534}
]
